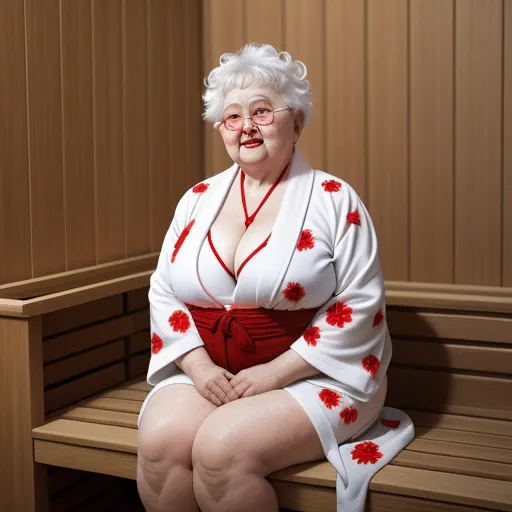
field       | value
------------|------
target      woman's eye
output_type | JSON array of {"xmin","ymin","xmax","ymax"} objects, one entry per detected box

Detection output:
[
  {"xmin": 254, "ymin": 108, "xmax": 270, "ymax": 115},
  {"xmin": 226, "ymin": 113, "xmax": 240, "ymax": 120}
]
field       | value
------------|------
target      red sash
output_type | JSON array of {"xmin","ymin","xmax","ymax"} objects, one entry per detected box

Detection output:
[{"xmin": 185, "ymin": 303, "xmax": 319, "ymax": 373}]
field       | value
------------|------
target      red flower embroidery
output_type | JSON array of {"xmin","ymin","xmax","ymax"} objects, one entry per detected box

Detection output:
[
  {"xmin": 362, "ymin": 354, "xmax": 380, "ymax": 378},
  {"xmin": 297, "ymin": 229, "xmax": 315, "ymax": 251},
  {"xmin": 340, "ymin": 407, "xmax": 359, "ymax": 425},
  {"xmin": 283, "ymin": 282, "xmax": 306, "ymax": 303},
  {"xmin": 381, "ymin": 419, "xmax": 401, "ymax": 429},
  {"xmin": 151, "ymin": 333, "xmax": 163, "ymax": 354},
  {"xmin": 304, "ymin": 326, "xmax": 320, "ymax": 346},
  {"xmin": 326, "ymin": 302, "xmax": 353, "ymax": 328},
  {"xmin": 319, "ymin": 389, "xmax": 341, "ymax": 409},
  {"xmin": 322, "ymin": 180, "xmax": 342, "ymax": 193},
  {"xmin": 351, "ymin": 441, "xmax": 383, "ymax": 465},
  {"xmin": 373, "ymin": 309, "xmax": 384, "ymax": 327},
  {"xmin": 192, "ymin": 182, "xmax": 209, "ymax": 193},
  {"xmin": 168, "ymin": 310, "xmax": 190, "ymax": 333},
  {"xmin": 347, "ymin": 210, "xmax": 361, "ymax": 226},
  {"xmin": 171, "ymin": 219, "xmax": 195, "ymax": 263}
]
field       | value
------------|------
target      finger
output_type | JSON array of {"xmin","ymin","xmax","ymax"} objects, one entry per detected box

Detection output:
[
  {"xmin": 233, "ymin": 380, "xmax": 251, "ymax": 397},
  {"xmin": 241, "ymin": 386, "xmax": 255, "ymax": 398},
  {"xmin": 216, "ymin": 376, "xmax": 240, "ymax": 401},
  {"xmin": 208, "ymin": 391, "xmax": 222, "ymax": 407},
  {"xmin": 209, "ymin": 381, "xmax": 231, "ymax": 404},
  {"xmin": 223, "ymin": 371, "xmax": 236, "ymax": 380}
]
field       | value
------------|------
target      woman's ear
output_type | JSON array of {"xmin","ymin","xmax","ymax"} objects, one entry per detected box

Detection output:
[
  {"xmin": 293, "ymin": 110, "xmax": 306, "ymax": 144},
  {"xmin": 214, "ymin": 121, "xmax": 222, "ymax": 131}
]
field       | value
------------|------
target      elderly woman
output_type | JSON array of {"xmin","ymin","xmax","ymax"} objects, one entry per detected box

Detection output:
[{"xmin": 136, "ymin": 44, "xmax": 413, "ymax": 512}]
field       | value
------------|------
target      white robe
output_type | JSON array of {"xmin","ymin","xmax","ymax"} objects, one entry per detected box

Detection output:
[{"xmin": 144, "ymin": 149, "xmax": 414, "ymax": 511}]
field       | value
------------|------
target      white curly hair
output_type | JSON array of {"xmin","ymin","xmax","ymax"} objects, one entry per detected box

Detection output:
[{"xmin": 202, "ymin": 43, "xmax": 312, "ymax": 125}]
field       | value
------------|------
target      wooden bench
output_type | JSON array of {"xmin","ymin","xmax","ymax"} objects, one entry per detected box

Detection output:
[{"xmin": 1, "ymin": 258, "xmax": 511, "ymax": 511}]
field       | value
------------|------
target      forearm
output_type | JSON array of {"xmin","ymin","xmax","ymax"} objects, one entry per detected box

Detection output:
[
  {"xmin": 268, "ymin": 349, "xmax": 321, "ymax": 388},
  {"xmin": 175, "ymin": 347, "xmax": 214, "ymax": 377}
]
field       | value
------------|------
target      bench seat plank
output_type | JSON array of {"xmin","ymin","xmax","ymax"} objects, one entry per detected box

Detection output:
[{"xmin": 33, "ymin": 438, "xmax": 512, "ymax": 511}]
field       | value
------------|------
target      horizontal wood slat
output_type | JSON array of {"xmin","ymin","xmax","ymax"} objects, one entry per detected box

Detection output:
[
  {"xmin": 386, "ymin": 309, "xmax": 512, "ymax": 344},
  {"xmin": 44, "ymin": 340, "xmax": 125, "ymax": 387},
  {"xmin": 125, "ymin": 287, "xmax": 149, "ymax": 312},
  {"xmin": 128, "ymin": 331, "xmax": 149, "ymax": 354},
  {"xmin": 0, "ymin": 254, "xmax": 157, "ymax": 299},
  {"xmin": 391, "ymin": 339, "xmax": 512, "ymax": 374},
  {"xmin": 45, "ymin": 364, "xmax": 126, "ymax": 414},
  {"xmin": 128, "ymin": 352, "xmax": 149, "ymax": 379}
]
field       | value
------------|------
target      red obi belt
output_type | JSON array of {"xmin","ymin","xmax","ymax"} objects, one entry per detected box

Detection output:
[{"xmin": 185, "ymin": 303, "xmax": 319, "ymax": 373}]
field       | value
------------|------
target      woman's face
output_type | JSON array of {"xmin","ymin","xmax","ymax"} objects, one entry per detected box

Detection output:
[{"xmin": 216, "ymin": 84, "xmax": 304, "ymax": 174}]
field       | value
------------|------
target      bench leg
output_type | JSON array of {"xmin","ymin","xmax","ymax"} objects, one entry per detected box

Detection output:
[{"xmin": 0, "ymin": 316, "xmax": 49, "ymax": 512}]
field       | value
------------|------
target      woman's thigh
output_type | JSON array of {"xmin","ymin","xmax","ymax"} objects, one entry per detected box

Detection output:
[
  {"xmin": 192, "ymin": 389, "xmax": 325, "ymax": 476},
  {"xmin": 138, "ymin": 384, "xmax": 217, "ymax": 465}
]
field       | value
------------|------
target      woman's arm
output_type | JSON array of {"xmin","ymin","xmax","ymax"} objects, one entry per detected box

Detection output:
[{"xmin": 266, "ymin": 349, "xmax": 321, "ymax": 388}]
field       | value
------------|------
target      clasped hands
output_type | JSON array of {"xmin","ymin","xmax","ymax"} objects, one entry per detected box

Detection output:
[{"xmin": 190, "ymin": 361, "xmax": 281, "ymax": 407}]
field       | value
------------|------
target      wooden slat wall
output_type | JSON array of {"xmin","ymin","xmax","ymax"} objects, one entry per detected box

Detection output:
[
  {"xmin": 0, "ymin": 0, "xmax": 202, "ymax": 285},
  {"xmin": 202, "ymin": 0, "xmax": 512, "ymax": 286}
]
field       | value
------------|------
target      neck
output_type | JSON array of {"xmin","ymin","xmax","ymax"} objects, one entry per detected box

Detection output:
[{"xmin": 241, "ymin": 151, "xmax": 294, "ymax": 189}]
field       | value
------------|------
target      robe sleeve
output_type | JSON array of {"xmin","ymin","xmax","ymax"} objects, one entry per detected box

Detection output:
[
  {"xmin": 146, "ymin": 191, "xmax": 205, "ymax": 386},
  {"xmin": 290, "ymin": 183, "xmax": 390, "ymax": 401}
]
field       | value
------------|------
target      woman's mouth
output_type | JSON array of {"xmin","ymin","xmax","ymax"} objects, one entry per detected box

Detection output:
[{"xmin": 241, "ymin": 139, "xmax": 263, "ymax": 149}]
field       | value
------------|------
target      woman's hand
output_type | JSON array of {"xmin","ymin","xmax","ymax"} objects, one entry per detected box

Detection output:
[
  {"xmin": 188, "ymin": 362, "xmax": 240, "ymax": 406},
  {"xmin": 230, "ymin": 363, "xmax": 282, "ymax": 398}
]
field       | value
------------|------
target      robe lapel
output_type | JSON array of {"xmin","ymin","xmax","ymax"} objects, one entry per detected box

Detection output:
[
  {"xmin": 188, "ymin": 162, "xmax": 240, "ymax": 306},
  {"xmin": 255, "ymin": 149, "xmax": 315, "ymax": 305}
]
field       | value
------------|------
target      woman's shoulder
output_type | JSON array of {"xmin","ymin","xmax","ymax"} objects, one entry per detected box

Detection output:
[{"xmin": 312, "ymin": 169, "xmax": 362, "ymax": 206}]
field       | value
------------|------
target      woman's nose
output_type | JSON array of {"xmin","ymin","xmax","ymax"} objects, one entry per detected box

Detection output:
[{"xmin": 242, "ymin": 118, "xmax": 257, "ymax": 134}]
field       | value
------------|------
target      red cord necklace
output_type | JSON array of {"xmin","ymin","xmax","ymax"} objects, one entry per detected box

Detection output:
[{"xmin": 240, "ymin": 166, "xmax": 287, "ymax": 228}]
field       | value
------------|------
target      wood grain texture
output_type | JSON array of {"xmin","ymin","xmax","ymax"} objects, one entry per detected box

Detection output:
[
  {"xmin": 410, "ymin": 0, "xmax": 454, "ymax": 283},
  {"xmin": 0, "ymin": 316, "xmax": 48, "ymax": 511},
  {"xmin": 245, "ymin": 0, "xmax": 283, "ymax": 50},
  {"xmin": 61, "ymin": 0, "xmax": 96, "ymax": 270},
  {"xmin": 325, "ymin": 0, "xmax": 367, "ymax": 201},
  {"xmin": 25, "ymin": 0, "xmax": 66, "ymax": 277},
  {"xmin": 122, "ymin": 0, "xmax": 150, "ymax": 257},
  {"xmin": 504, "ymin": 0, "xmax": 512, "ymax": 286},
  {"xmin": 93, "ymin": 0, "xmax": 125, "ymax": 263},
  {"xmin": 455, "ymin": 0, "xmax": 502, "ymax": 285},
  {"xmin": 284, "ymin": 0, "xmax": 325, "ymax": 170},
  {"xmin": 367, "ymin": 0, "xmax": 409, "ymax": 280},
  {"xmin": 0, "ymin": 0, "xmax": 31, "ymax": 284},
  {"xmin": 203, "ymin": 0, "xmax": 244, "ymax": 177}
]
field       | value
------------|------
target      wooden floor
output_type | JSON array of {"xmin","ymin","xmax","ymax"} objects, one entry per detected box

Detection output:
[{"xmin": 34, "ymin": 378, "xmax": 512, "ymax": 512}]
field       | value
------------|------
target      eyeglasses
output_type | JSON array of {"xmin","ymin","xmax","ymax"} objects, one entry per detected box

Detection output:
[{"xmin": 220, "ymin": 107, "xmax": 292, "ymax": 131}]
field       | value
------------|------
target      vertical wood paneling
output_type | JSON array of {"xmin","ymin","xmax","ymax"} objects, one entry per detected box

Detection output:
[
  {"xmin": 0, "ymin": 0, "xmax": 31, "ymax": 284},
  {"xmin": 284, "ymin": 0, "xmax": 325, "ymax": 170},
  {"xmin": 325, "ymin": 0, "xmax": 366, "ymax": 201},
  {"xmin": 245, "ymin": 0, "xmax": 283, "ymax": 50},
  {"xmin": 61, "ymin": 0, "xmax": 96, "ymax": 270},
  {"xmin": 122, "ymin": 0, "xmax": 150, "ymax": 256},
  {"xmin": 504, "ymin": 0, "xmax": 512, "ymax": 286},
  {"xmin": 410, "ymin": 0, "xmax": 454, "ymax": 283},
  {"xmin": 455, "ymin": 0, "xmax": 502, "ymax": 285},
  {"xmin": 93, "ymin": 0, "xmax": 125, "ymax": 263},
  {"xmin": 203, "ymin": 0, "xmax": 245, "ymax": 176},
  {"xmin": 183, "ymin": 0, "xmax": 204, "ymax": 194},
  {"xmin": 147, "ymin": 0, "xmax": 172, "ymax": 251},
  {"xmin": 25, "ymin": 0, "xmax": 66, "ymax": 276},
  {"xmin": 367, "ymin": 0, "xmax": 409, "ymax": 280}
]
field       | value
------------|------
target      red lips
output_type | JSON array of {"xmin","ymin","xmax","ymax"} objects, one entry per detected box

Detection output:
[{"xmin": 241, "ymin": 138, "xmax": 262, "ymax": 146}]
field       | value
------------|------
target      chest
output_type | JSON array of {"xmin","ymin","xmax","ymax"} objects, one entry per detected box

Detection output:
[{"xmin": 209, "ymin": 175, "xmax": 286, "ymax": 274}]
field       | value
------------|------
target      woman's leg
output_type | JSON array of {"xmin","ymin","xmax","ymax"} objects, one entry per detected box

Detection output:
[
  {"xmin": 137, "ymin": 384, "xmax": 216, "ymax": 512},
  {"xmin": 191, "ymin": 389, "xmax": 325, "ymax": 512}
]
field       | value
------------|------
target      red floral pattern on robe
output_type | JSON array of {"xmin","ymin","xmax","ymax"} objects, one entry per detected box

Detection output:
[
  {"xmin": 322, "ymin": 180, "xmax": 342, "ymax": 192},
  {"xmin": 347, "ymin": 209, "xmax": 361, "ymax": 226},
  {"xmin": 283, "ymin": 282, "xmax": 306, "ymax": 303},
  {"xmin": 319, "ymin": 388, "xmax": 341, "ymax": 409},
  {"xmin": 372, "ymin": 309, "xmax": 384, "ymax": 327},
  {"xmin": 151, "ymin": 333, "xmax": 163, "ymax": 354},
  {"xmin": 326, "ymin": 301, "xmax": 353, "ymax": 328},
  {"xmin": 340, "ymin": 407, "xmax": 359, "ymax": 425},
  {"xmin": 297, "ymin": 229, "xmax": 315, "ymax": 251},
  {"xmin": 362, "ymin": 354, "xmax": 380, "ymax": 378},
  {"xmin": 168, "ymin": 310, "xmax": 191, "ymax": 333},
  {"xmin": 192, "ymin": 182, "xmax": 209, "ymax": 193},
  {"xmin": 303, "ymin": 326, "xmax": 320, "ymax": 346},
  {"xmin": 171, "ymin": 219, "xmax": 195, "ymax": 263},
  {"xmin": 351, "ymin": 441, "xmax": 383, "ymax": 464}
]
